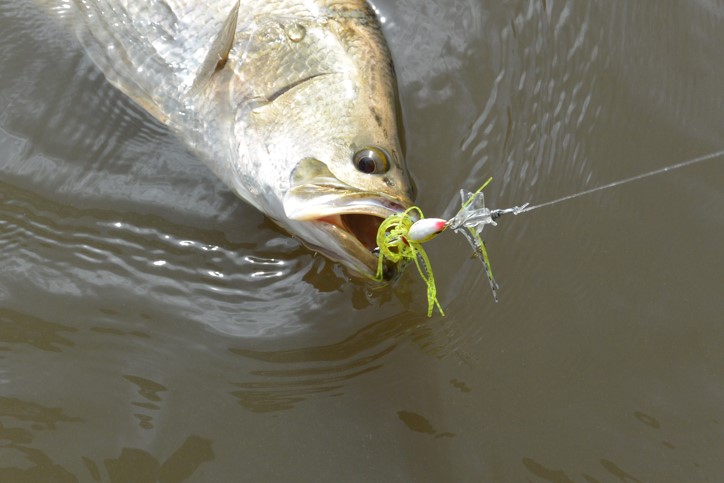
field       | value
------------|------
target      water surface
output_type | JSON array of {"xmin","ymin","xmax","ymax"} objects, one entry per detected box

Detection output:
[{"xmin": 1, "ymin": 0, "xmax": 723, "ymax": 480}]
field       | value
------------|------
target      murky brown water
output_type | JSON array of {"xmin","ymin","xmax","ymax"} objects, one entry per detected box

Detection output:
[{"xmin": 2, "ymin": 0, "xmax": 723, "ymax": 481}]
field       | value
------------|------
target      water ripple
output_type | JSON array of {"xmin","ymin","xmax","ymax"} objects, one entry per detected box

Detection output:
[
  {"xmin": 0, "ymin": 179, "xmax": 337, "ymax": 338},
  {"xmin": 463, "ymin": 1, "xmax": 603, "ymax": 204},
  {"xmin": 227, "ymin": 311, "xmax": 420, "ymax": 412}
]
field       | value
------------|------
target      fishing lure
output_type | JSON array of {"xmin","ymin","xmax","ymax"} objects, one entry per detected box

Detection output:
[
  {"xmin": 375, "ymin": 147, "xmax": 724, "ymax": 316},
  {"xmin": 375, "ymin": 206, "xmax": 444, "ymax": 316},
  {"xmin": 375, "ymin": 178, "xmax": 527, "ymax": 316},
  {"xmin": 445, "ymin": 179, "xmax": 528, "ymax": 302}
]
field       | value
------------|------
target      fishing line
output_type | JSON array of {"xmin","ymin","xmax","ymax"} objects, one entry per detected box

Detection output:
[
  {"xmin": 376, "ymin": 148, "xmax": 723, "ymax": 316},
  {"xmin": 374, "ymin": 149, "xmax": 724, "ymax": 317},
  {"xmin": 515, "ymin": 148, "xmax": 724, "ymax": 215}
]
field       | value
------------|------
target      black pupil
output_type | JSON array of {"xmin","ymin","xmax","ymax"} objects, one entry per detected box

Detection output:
[{"xmin": 357, "ymin": 156, "xmax": 376, "ymax": 173}]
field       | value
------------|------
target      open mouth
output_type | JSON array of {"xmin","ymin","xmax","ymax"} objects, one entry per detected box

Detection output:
[
  {"xmin": 284, "ymin": 190, "xmax": 411, "ymax": 280},
  {"xmin": 313, "ymin": 209, "xmax": 407, "ymax": 281},
  {"xmin": 282, "ymin": 159, "xmax": 412, "ymax": 280},
  {"xmin": 317, "ymin": 213, "xmax": 382, "ymax": 252}
]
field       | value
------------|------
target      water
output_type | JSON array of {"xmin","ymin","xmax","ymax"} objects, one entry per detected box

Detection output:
[{"xmin": 1, "ymin": 0, "xmax": 723, "ymax": 480}]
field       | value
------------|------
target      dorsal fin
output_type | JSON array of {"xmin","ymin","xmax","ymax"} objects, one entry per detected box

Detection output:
[
  {"xmin": 69, "ymin": 0, "xmax": 241, "ymax": 124},
  {"xmin": 191, "ymin": 0, "xmax": 240, "ymax": 93}
]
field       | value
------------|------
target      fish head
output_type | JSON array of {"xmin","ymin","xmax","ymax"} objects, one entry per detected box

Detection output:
[
  {"xmin": 248, "ymin": 72, "xmax": 415, "ymax": 281},
  {"xmin": 60, "ymin": 0, "xmax": 415, "ymax": 280},
  {"xmin": 225, "ymin": 15, "xmax": 416, "ymax": 281}
]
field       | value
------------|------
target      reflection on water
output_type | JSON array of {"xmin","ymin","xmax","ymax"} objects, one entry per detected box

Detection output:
[{"xmin": 1, "ymin": 0, "xmax": 724, "ymax": 480}]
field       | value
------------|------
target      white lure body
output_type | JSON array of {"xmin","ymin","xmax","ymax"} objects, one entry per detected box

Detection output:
[{"xmin": 407, "ymin": 218, "xmax": 447, "ymax": 243}]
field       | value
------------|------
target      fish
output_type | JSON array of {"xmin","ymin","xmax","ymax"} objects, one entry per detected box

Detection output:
[{"xmin": 46, "ymin": 0, "xmax": 415, "ymax": 280}]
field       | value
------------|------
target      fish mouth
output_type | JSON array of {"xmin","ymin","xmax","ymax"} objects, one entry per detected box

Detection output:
[
  {"xmin": 284, "ymin": 188, "xmax": 411, "ymax": 281},
  {"xmin": 317, "ymin": 214, "xmax": 384, "ymax": 252},
  {"xmin": 283, "ymin": 157, "xmax": 413, "ymax": 280},
  {"xmin": 315, "ymin": 209, "xmax": 404, "ymax": 281}
]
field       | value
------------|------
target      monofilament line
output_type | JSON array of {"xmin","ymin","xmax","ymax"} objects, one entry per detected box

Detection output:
[{"xmin": 518, "ymin": 148, "xmax": 724, "ymax": 214}]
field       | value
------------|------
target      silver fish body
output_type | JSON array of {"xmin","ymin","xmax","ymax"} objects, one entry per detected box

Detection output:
[{"xmin": 49, "ymin": 0, "xmax": 414, "ymax": 279}]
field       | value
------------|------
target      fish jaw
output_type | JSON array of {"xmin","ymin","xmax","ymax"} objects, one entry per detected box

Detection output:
[{"xmin": 282, "ymin": 187, "xmax": 412, "ymax": 280}]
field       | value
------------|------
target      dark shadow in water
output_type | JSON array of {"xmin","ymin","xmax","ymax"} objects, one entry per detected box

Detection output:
[
  {"xmin": 0, "ymin": 395, "xmax": 213, "ymax": 482},
  {"xmin": 0, "ymin": 396, "xmax": 82, "ymax": 429},
  {"xmin": 0, "ymin": 308, "xmax": 76, "ymax": 353},
  {"xmin": 522, "ymin": 456, "xmax": 643, "ymax": 483},
  {"xmin": 0, "ymin": 397, "xmax": 81, "ymax": 482},
  {"xmin": 633, "ymin": 410, "xmax": 660, "ymax": 429},
  {"xmin": 98, "ymin": 436, "xmax": 214, "ymax": 483},
  {"xmin": 522, "ymin": 457, "xmax": 575, "ymax": 483},
  {"xmin": 123, "ymin": 374, "xmax": 168, "ymax": 429},
  {"xmin": 397, "ymin": 410, "xmax": 455, "ymax": 439},
  {"xmin": 599, "ymin": 459, "xmax": 642, "ymax": 483},
  {"xmin": 0, "ymin": 445, "xmax": 77, "ymax": 483}
]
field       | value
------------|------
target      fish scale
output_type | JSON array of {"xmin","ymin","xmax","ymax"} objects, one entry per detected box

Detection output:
[{"xmin": 41, "ymin": 0, "xmax": 415, "ymax": 279}]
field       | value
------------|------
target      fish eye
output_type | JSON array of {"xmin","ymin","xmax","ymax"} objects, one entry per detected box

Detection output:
[{"xmin": 353, "ymin": 147, "xmax": 390, "ymax": 174}]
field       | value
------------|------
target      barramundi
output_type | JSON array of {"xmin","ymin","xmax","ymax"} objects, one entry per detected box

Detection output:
[{"xmin": 46, "ymin": 0, "xmax": 415, "ymax": 279}]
